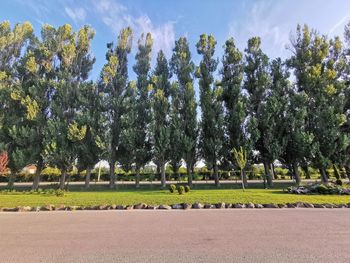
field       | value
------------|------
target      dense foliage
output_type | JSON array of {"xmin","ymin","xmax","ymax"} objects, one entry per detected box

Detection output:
[{"xmin": 1, "ymin": 20, "xmax": 350, "ymax": 190}]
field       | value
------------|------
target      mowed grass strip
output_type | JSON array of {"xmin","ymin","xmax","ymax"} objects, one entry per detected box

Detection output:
[{"xmin": 0, "ymin": 188, "xmax": 349, "ymax": 207}]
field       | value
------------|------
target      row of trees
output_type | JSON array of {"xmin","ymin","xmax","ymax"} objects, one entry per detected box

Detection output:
[{"xmin": 1, "ymin": 20, "xmax": 350, "ymax": 190}]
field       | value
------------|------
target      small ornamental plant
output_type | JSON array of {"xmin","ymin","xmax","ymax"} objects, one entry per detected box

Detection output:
[
  {"xmin": 184, "ymin": 185, "xmax": 191, "ymax": 193},
  {"xmin": 177, "ymin": 185, "xmax": 185, "ymax": 195},
  {"xmin": 169, "ymin": 184, "xmax": 176, "ymax": 193}
]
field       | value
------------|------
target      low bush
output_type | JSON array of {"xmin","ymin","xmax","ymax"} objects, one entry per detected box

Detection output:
[
  {"xmin": 335, "ymin": 179, "xmax": 343, "ymax": 186},
  {"xmin": 184, "ymin": 185, "xmax": 190, "ymax": 193},
  {"xmin": 55, "ymin": 189, "xmax": 65, "ymax": 197},
  {"xmin": 177, "ymin": 185, "xmax": 185, "ymax": 195},
  {"xmin": 288, "ymin": 182, "xmax": 350, "ymax": 195},
  {"xmin": 169, "ymin": 184, "xmax": 176, "ymax": 193}
]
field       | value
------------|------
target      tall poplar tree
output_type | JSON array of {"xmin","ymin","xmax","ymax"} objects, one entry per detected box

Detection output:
[
  {"xmin": 45, "ymin": 24, "xmax": 95, "ymax": 189},
  {"xmin": 100, "ymin": 27, "xmax": 133, "ymax": 188},
  {"xmin": 289, "ymin": 25, "xmax": 348, "ymax": 182},
  {"xmin": 132, "ymin": 33, "xmax": 153, "ymax": 187},
  {"xmin": 196, "ymin": 34, "xmax": 224, "ymax": 187},
  {"xmin": 151, "ymin": 50, "xmax": 171, "ymax": 188},
  {"xmin": 170, "ymin": 37, "xmax": 197, "ymax": 186},
  {"xmin": 244, "ymin": 37, "xmax": 273, "ymax": 187},
  {"xmin": 0, "ymin": 21, "xmax": 34, "ymax": 187},
  {"xmin": 220, "ymin": 37, "xmax": 247, "ymax": 186}
]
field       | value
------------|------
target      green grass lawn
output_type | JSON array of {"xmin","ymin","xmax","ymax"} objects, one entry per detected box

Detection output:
[{"xmin": 0, "ymin": 183, "xmax": 349, "ymax": 207}]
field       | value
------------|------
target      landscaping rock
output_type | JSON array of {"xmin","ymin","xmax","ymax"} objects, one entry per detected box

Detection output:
[
  {"xmin": 3, "ymin": 207, "xmax": 19, "ymax": 212},
  {"xmin": 134, "ymin": 203, "xmax": 147, "ymax": 209},
  {"xmin": 263, "ymin": 203, "xmax": 279, "ymax": 208},
  {"xmin": 246, "ymin": 202, "xmax": 254, "ymax": 208},
  {"xmin": 56, "ymin": 205, "xmax": 66, "ymax": 211},
  {"xmin": 41, "ymin": 204, "xmax": 54, "ymax": 211},
  {"xmin": 294, "ymin": 202, "xmax": 306, "ymax": 208},
  {"xmin": 171, "ymin": 204, "xmax": 183, "ymax": 209},
  {"xmin": 18, "ymin": 206, "xmax": 32, "ymax": 212},
  {"xmin": 158, "ymin": 204, "xmax": 171, "ymax": 210},
  {"xmin": 110, "ymin": 204, "xmax": 117, "ymax": 209},
  {"xmin": 324, "ymin": 203, "xmax": 335, "ymax": 208},
  {"xmin": 278, "ymin": 204, "xmax": 286, "ymax": 208},
  {"xmin": 146, "ymin": 205, "xmax": 156, "ymax": 210},
  {"xmin": 116, "ymin": 205, "xmax": 125, "ymax": 210},
  {"xmin": 286, "ymin": 203, "xmax": 296, "ymax": 208},
  {"xmin": 203, "ymin": 204, "xmax": 211, "ymax": 209},
  {"xmin": 225, "ymin": 203, "xmax": 233, "ymax": 208},
  {"xmin": 314, "ymin": 204, "xmax": 325, "ymax": 208},
  {"xmin": 216, "ymin": 202, "xmax": 225, "ymax": 209},
  {"xmin": 254, "ymin": 204, "xmax": 264, "ymax": 209},
  {"xmin": 233, "ymin": 203, "xmax": 245, "ymax": 208},
  {"xmin": 303, "ymin": 203, "xmax": 314, "ymax": 208},
  {"xmin": 183, "ymin": 203, "xmax": 192, "ymax": 210},
  {"xmin": 125, "ymin": 205, "xmax": 134, "ymax": 210},
  {"xmin": 192, "ymin": 203, "xmax": 203, "ymax": 209}
]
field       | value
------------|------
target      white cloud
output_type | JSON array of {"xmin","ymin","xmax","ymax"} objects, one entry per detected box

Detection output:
[
  {"xmin": 228, "ymin": 1, "xmax": 290, "ymax": 59},
  {"xmin": 93, "ymin": 0, "xmax": 175, "ymax": 58},
  {"xmin": 64, "ymin": 7, "xmax": 87, "ymax": 24}
]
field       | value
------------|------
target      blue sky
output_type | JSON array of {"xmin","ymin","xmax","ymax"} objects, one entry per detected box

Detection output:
[{"xmin": 2, "ymin": 0, "xmax": 350, "ymax": 80}]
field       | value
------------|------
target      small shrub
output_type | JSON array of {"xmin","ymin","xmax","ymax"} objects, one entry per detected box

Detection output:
[
  {"xmin": 177, "ymin": 185, "xmax": 185, "ymax": 195},
  {"xmin": 184, "ymin": 185, "xmax": 190, "ymax": 193},
  {"xmin": 55, "ymin": 189, "xmax": 65, "ymax": 197},
  {"xmin": 169, "ymin": 184, "xmax": 176, "ymax": 193}
]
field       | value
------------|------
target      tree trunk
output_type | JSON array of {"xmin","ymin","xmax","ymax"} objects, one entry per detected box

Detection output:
[
  {"xmin": 270, "ymin": 163, "xmax": 275, "ymax": 180},
  {"xmin": 135, "ymin": 167, "xmax": 140, "ymax": 188},
  {"xmin": 240, "ymin": 169, "xmax": 245, "ymax": 191},
  {"xmin": 302, "ymin": 164, "xmax": 310, "ymax": 179},
  {"xmin": 263, "ymin": 161, "xmax": 273, "ymax": 188},
  {"xmin": 109, "ymin": 159, "xmax": 116, "ymax": 189},
  {"xmin": 292, "ymin": 161, "xmax": 301, "ymax": 185},
  {"xmin": 333, "ymin": 164, "xmax": 340, "ymax": 180},
  {"xmin": 319, "ymin": 167, "xmax": 328, "ymax": 183},
  {"xmin": 187, "ymin": 164, "xmax": 193, "ymax": 187},
  {"xmin": 242, "ymin": 169, "xmax": 248, "ymax": 187},
  {"xmin": 160, "ymin": 163, "xmax": 166, "ymax": 189},
  {"xmin": 85, "ymin": 166, "xmax": 92, "ymax": 189},
  {"xmin": 8, "ymin": 171, "xmax": 15, "ymax": 188},
  {"xmin": 32, "ymin": 159, "xmax": 43, "ymax": 190},
  {"xmin": 65, "ymin": 172, "xmax": 72, "ymax": 190},
  {"xmin": 59, "ymin": 170, "xmax": 66, "ymax": 190},
  {"xmin": 345, "ymin": 166, "xmax": 350, "ymax": 182},
  {"xmin": 213, "ymin": 163, "xmax": 220, "ymax": 187}
]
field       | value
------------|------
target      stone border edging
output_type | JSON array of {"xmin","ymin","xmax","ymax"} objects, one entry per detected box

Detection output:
[{"xmin": 1, "ymin": 202, "xmax": 350, "ymax": 212}]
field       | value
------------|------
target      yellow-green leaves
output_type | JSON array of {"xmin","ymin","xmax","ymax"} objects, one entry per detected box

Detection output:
[
  {"xmin": 102, "ymin": 55, "xmax": 119, "ymax": 84},
  {"xmin": 118, "ymin": 27, "xmax": 133, "ymax": 51},
  {"xmin": 67, "ymin": 122, "xmax": 87, "ymax": 141},
  {"xmin": 25, "ymin": 56, "xmax": 37, "ymax": 74},
  {"xmin": 20, "ymin": 96, "xmax": 39, "ymax": 120},
  {"xmin": 61, "ymin": 40, "xmax": 76, "ymax": 67},
  {"xmin": 232, "ymin": 147, "xmax": 247, "ymax": 170}
]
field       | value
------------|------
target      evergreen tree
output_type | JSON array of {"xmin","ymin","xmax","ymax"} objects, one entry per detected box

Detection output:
[
  {"xmin": 100, "ymin": 27, "xmax": 133, "ymax": 188},
  {"xmin": 289, "ymin": 25, "xmax": 348, "ymax": 182},
  {"xmin": 243, "ymin": 37, "xmax": 273, "ymax": 187},
  {"xmin": 132, "ymin": 33, "xmax": 153, "ymax": 187},
  {"xmin": 259, "ymin": 58, "xmax": 289, "ymax": 183},
  {"xmin": 0, "ymin": 21, "xmax": 34, "ymax": 187},
  {"xmin": 76, "ymin": 81, "xmax": 106, "ymax": 188},
  {"xmin": 196, "ymin": 34, "xmax": 224, "ymax": 187},
  {"xmin": 45, "ymin": 24, "xmax": 95, "ymax": 189},
  {"xmin": 151, "ymin": 50, "xmax": 171, "ymax": 188},
  {"xmin": 169, "ymin": 81, "xmax": 183, "ymax": 180},
  {"xmin": 170, "ymin": 37, "xmax": 197, "ymax": 186},
  {"xmin": 220, "ymin": 37, "xmax": 247, "ymax": 186}
]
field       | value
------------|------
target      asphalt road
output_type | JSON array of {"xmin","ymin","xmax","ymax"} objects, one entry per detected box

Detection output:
[{"xmin": 0, "ymin": 210, "xmax": 349, "ymax": 263}]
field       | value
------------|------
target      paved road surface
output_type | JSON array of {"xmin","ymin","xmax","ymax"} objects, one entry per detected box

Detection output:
[{"xmin": 0, "ymin": 210, "xmax": 349, "ymax": 263}]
